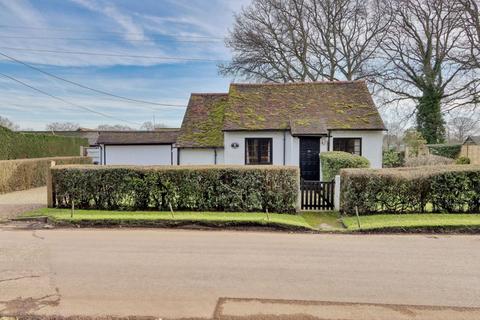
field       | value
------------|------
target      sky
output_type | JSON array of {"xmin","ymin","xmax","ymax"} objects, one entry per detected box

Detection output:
[{"xmin": 0, "ymin": 0, "xmax": 250, "ymax": 130}]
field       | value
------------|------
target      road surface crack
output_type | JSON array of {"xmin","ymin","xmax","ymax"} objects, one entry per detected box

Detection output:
[{"xmin": 0, "ymin": 275, "xmax": 40, "ymax": 283}]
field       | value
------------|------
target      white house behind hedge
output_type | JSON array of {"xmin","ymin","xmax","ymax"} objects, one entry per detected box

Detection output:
[{"xmin": 99, "ymin": 81, "xmax": 385, "ymax": 181}]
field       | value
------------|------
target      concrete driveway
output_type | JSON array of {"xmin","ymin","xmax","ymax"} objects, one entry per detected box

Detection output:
[
  {"xmin": 0, "ymin": 187, "xmax": 46, "ymax": 221},
  {"xmin": 0, "ymin": 229, "xmax": 479, "ymax": 319}
]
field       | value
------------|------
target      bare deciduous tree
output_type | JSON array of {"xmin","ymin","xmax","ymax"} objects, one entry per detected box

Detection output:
[
  {"xmin": 96, "ymin": 124, "xmax": 133, "ymax": 131},
  {"xmin": 46, "ymin": 122, "xmax": 80, "ymax": 131},
  {"xmin": 459, "ymin": 0, "xmax": 480, "ymax": 68},
  {"xmin": 375, "ymin": 0, "xmax": 480, "ymax": 143},
  {"xmin": 140, "ymin": 121, "xmax": 168, "ymax": 131},
  {"xmin": 220, "ymin": 0, "xmax": 389, "ymax": 82},
  {"xmin": 0, "ymin": 116, "xmax": 19, "ymax": 131},
  {"xmin": 447, "ymin": 116, "xmax": 480, "ymax": 142}
]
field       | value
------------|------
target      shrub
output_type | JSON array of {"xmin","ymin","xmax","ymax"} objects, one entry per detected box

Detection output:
[
  {"xmin": 404, "ymin": 130, "xmax": 427, "ymax": 157},
  {"xmin": 51, "ymin": 165, "xmax": 300, "ymax": 213},
  {"xmin": 428, "ymin": 144, "xmax": 462, "ymax": 159},
  {"xmin": 456, "ymin": 156, "xmax": 471, "ymax": 165},
  {"xmin": 383, "ymin": 150, "xmax": 403, "ymax": 167},
  {"xmin": 340, "ymin": 165, "xmax": 480, "ymax": 215},
  {"xmin": 0, "ymin": 126, "xmax": 88, "ymax": 160},
  {"xmin": 0, "ymin": 156, "xmax": 91, "ymax": 194},
  {"xmin": 320, "ymin": 151, "xmax": 370, "ymax": 181},
  {"xmin": 404, "ymin": 155, "xmax": 454, "ymax": 167}
]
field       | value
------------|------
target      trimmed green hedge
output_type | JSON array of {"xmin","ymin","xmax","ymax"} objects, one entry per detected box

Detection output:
[
  {"xmin": 320, "ymin": 151, "xmax": 370, "ymax": 181},
  {"xmin": 0, "ymin": 156, "xmax": 91, "ymax": 193},
  {"xmin": 428, "ymin": 144, "xmax": 462, "ymax": 159},
  {"xmin": 51, "ymin": 165, "xmax": 300, "ymax": 213},
  {"xmin": 0, "ymin": 126, "xmax": 88, "ymax": 160},
  {"xmin": 340, "ymin": 165, "xmax": 480, "ymax": 215}
]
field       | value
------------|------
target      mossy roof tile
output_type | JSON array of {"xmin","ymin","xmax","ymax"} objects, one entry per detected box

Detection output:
[
  {"xmin": 224, "ymin": 81, "xmax": 385, "ymax": 134},
  {"xmin": 97, "ymin": 129, "xmax": 179, "ymax": 145},
  {"xmin": 177, "ymin": 81, "xmax": 385, "ymax": 147},
  {"xmin": 176, "ymin": 93, "xmax": 228, "ymax": 148}
]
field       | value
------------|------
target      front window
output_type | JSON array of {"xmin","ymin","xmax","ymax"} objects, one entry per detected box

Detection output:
[
  {"xmin": 333, "ymin": 138, "xmax": 362, "ymax": 156},
  {"xmin": 245, "ymin": 138, "xmax": 272, "ymax": 164}
]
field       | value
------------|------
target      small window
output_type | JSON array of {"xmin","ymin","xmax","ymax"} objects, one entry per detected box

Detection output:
[
  {"xmin": 245, "ymin": 138, "xmax": 272, "ymax": 165},
  {"xmin": 333, "ymin": 138, "xmax": 362, "ymax": 156}
]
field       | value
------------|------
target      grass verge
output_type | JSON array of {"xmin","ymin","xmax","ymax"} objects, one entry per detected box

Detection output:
[
  {"xmin": 342, "ymin": 214, "xmax": 480, "ymax": 233},
  {"xmin": 22, "ymin": 208, "xmax": 343, "ymax": 231}
]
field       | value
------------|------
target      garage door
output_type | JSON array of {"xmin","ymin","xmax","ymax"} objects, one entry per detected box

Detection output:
[{"xmin": 104, "ymin": 145, "xmax": 172, "ymax": 165}]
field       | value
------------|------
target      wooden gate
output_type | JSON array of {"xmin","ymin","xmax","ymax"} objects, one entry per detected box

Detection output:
[{"xmin": 300, "ymin": 180, "xmax": 335, "ymax": 210}]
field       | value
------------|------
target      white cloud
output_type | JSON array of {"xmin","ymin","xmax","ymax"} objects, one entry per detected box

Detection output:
[
  {"xmin": 70, "ymin": 0, "xmax": 148, "ymax": 42},
  {"xmin": 0, "ymin": 0, "xmax": 46, "ymax": 27}
]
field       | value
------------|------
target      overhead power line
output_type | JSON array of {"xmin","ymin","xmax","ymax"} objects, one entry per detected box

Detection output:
[
  {"xmin": 0, "ymin": 51, "xmax": 187, "ymax": 107},
  {"xmin": 0, "ymin": 24, "xmax": 225, "ymax": 40},
  {"xmin": 0, "ymin": 72, "xmax": 141, "ymax": 125},
  {"xmin": 0, "ymin": 35, "xmax": 222, "ymax": 43},
  {"xmin": 0, "ymin": 46, "xmax": 228, "ymax": 62}
]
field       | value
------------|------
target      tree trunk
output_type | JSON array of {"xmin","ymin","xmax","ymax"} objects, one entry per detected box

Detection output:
[{"xmin": 416, "ymin": 89, "xmax": 445, "ymax": 144}]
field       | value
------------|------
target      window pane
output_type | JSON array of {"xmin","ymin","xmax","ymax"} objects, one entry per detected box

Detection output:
[
  {"xmin": 246, "ymin": 139, "xmax": 258, "ymax": 164},
  {"xmin": 354, "ymin": 139, "xmax": 361, "ymax": 155},
  {"xmin": 259, "ymin": 139, "xmax": 271, "ymax": 163},
  {"xmin": 333, "ymin": 138, "xmax": 361, "ymax": 156},
  {"xmin": 246, "ymin": 138, "xmax": 272, "ymax": 164}
]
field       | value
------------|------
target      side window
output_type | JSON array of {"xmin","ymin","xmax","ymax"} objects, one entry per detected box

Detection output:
[
  {"xmin": 333, "ymin": 138, "xmax": 362, "ymax": 156},
  {"xmin": 245, "ymin": 138, "xmax": 272, "ymax": 164}
]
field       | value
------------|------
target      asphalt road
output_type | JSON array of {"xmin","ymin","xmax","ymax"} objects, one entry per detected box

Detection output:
[{"xmin": 1, "ymin": 229, "xmax": 480, "ymax": 319}]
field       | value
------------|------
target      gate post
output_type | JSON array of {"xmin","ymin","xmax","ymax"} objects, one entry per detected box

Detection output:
[
  {"xmin": 296, "ymin": 176, "xmax": 302, "ymax": 212},
  {"xmin": 47, "ymin": 161, "xmax": 56, "ymax": 208},
  {"xmin": 334, "ymin": 175, "xmax": 341, "ymax": 211}
]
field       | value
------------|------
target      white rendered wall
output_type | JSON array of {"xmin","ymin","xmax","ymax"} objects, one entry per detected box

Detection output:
[
  {"xmin": 216, "ymin": 149, "xmax": 225, "ymax": 164},
  {"xmin": 223, "ymin": 131, "xmax": 332, "ymax": 166},
  {"xmin": 103, "ymin": 144, "xmax": 173, "ymax": 165},
  {"xmin": 329, "ymin": 130, "xmax": 384, "ymax": 168},
  {"xmin": 171, "ymin": 146, "xmax": 178, "ymax": 165},
  {"xmin": 224, "ymin": 131, "xmax": 291, "ymax": 165},
  {"xmin": 179, "ymin": 148, "xmax": 225, "ymax": 165}
]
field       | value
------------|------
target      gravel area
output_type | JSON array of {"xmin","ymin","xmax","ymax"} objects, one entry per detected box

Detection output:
[{"xmin": 0, "ymin": 187, "xmax": 46, "ymax": 221}]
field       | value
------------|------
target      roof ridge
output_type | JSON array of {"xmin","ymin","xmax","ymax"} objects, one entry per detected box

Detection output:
[
  {"xmin": 190, "ymin": 92, "xmax": 228, "ymax": 96},
  {"xmin": 99, "ymin": 130, "xmax": 180, "ymax": 133},
  {"xmin": 230, "ymin": 80, "xmax": 365, "ymax": 87}
]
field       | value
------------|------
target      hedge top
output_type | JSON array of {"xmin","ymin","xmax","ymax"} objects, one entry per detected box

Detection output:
[
  {"xmin": 320, "ymin": 151, "xmax": 369, "ymax": 162},
  {"xmin": 0, "ymin": 156, "xmax": 88, "ymax": 164},
  {"xmin": 341, "ymin": 164, "xmax": 480, "ymax": 179},
  {"xmin": 320, "ymin": 151, "xmax": 370, "ymax": 181},
  {"xmin": 52, "ymin": 164, "xmax": 300, "ymax": 172},
  {"xmin": 0, "ymin": 126, "xmax": 88, "ymax": 160}
]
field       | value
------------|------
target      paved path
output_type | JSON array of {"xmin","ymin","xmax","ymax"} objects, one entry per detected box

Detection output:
[
  {"xmin": 0, "ymin": 229, "xmax": 479, "ymax": 319},
  {"xmin": 0, "ymin": 187, "xmax": 46, "ymax": 221}
]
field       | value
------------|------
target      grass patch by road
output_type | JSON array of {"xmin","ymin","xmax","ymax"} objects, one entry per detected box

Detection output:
[
  {"xmin": 342, "ymin": 214, "xmax": 480, "ymax": 232},
  {"xmin": 23, "ymin": 208, "xmax": 343, "ymax": 231}
]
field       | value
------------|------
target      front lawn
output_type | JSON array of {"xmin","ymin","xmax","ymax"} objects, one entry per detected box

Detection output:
[
  {"xmin": 24, "ymin": 208, "xmax": 343, "ymax": 231},
  {"xmin": 342, "ymin": 214, "xmax": 480, "ymax": 231}
]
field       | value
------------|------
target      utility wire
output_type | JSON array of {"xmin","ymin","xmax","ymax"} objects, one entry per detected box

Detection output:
[
  {"xmin": 0, "ymin": 51, "xmax": 187, "ymax": 107},
  {"xmin": 0, "ymin": 35, "xmax": 222, "ymax": 43},
  {"xmin": 0, "ymin": 72, "xmax": 141, "ymax": 125},
  {"xmin": 0, "ymin": 24, "xmax": 225, "ymax": 40},
  {"xmin": 0, "ymin": 46, "xmax": 228, "ymax": 62}
]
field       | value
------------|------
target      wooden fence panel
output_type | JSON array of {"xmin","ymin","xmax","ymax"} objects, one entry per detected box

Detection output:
[
  {"xmin": 461, "ymin": 145, "xmax": 480, "ymax": 165},
  {"xmin": 301, "ymin": 180, "xmax": 335, "ymax": 211}
]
